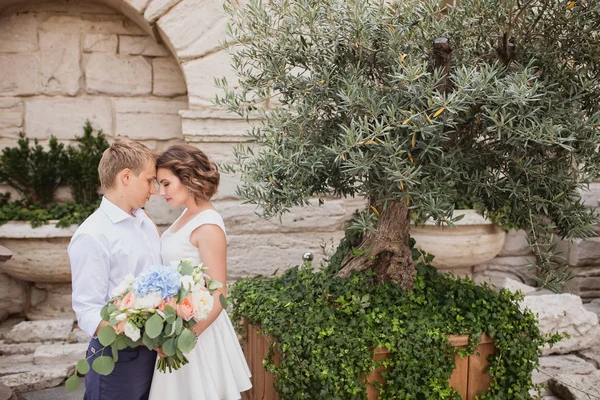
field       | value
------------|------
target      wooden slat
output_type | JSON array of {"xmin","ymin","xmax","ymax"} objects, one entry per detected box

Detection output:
[
  {"xmin": 467, "ymin": 339, "xmax": 494, "ymax": 399},
  {"xmin": 366, "ymin": 347, "xmax": 391, "ymax": 399},
  {"xmin": 255, "ymin": 326, "xmax": 264, "ymax": 400},
  {"xmin": 448, "ymin": 334, "xmax": 469, "ymax": 347},
  {"xmin": 263, "ymin": 341, "xmax": 280, "ymax": 400},
  {"xmin": 449, "ymin": 353, "xmax": 469, "ymax": 398},
  {"xmin": 243, "ymin": 324, "xmax": 494, "ymax": 400}
]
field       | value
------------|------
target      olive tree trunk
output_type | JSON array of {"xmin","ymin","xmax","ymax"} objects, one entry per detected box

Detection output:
[{"xmin": 336, "ymin": 201, "xmax": 416, "ymax": 291}]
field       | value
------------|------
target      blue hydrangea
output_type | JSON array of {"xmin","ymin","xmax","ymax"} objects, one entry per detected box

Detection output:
[{"xmin": 133, "ymin": 265, "xmax": 181, "ymax": 299}]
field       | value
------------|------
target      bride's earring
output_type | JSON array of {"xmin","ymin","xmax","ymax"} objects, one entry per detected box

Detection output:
[{"xmin": 188, "ymin": 188, "xmax": 192, "ymax": 197}]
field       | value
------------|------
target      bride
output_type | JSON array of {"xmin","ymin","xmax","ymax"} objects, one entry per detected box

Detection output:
[{"xmin": 149, "ymin": 144, "xmax": 252, "ymax": 400}]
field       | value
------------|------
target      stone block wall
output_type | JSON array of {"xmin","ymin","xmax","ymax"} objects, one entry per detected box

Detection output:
[
  {"xmin": 0, "ymin": 0, "xmax": 365, "ymax": 289},
  {"xmin": 0, "ymin": 0, "xmax": 187, "ymax": 150}
]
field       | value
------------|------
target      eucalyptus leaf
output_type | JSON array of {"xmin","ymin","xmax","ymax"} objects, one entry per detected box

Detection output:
[
  {"xmin": 98, "ymin": 325, "xmax": 116, "ymax": 346},
  {"xmin": 145, "ymin": 313, "xmax": 164, "ymax": 339},
  {"xmin": 177, "ymin": 328, "xmax": 196, "ymax": 353},
  {"xmin": 178, "ymin": 261, "xmax": 194, "ymax": 276},
  {"xmin": 208, "ymin": 280, "xmax": 223, "ymax": 291},
  {"xmin": 100, "ymin": 305, "xmax": 110, "ymax": 322},
  {"xmin": 65, "ymin": 375, "xmax": 80, "ymax": 392},
  {"xmin": 76, "ymin": 359, "xmax": 89, "ymax": 375},
  {"xmin": 91, "ymin": 356, "xmax": 115, "ymax": 375},
  {"xmin": 219, "ymin": 293, "xmax": 228, "ymax": 309},
  {"xmin": 162, "ymin": 337, "xmax": 177, "ymax": 357},
  {"xmin": 164, "ymin": 306, "xmax": 177, "ymax": 324},
  {"xmin": 174, "ymin": 317, "xmax": 183, "ymax": 336},
  {"xmin": 111, "ymin": 345, "xmax": 119, "ymax": 362}
]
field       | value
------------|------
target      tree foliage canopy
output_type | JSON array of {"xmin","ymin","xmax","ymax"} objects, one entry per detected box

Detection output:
[{"xmin": 218, "ymin": 0, "xmax": 600, "ymax": 289}]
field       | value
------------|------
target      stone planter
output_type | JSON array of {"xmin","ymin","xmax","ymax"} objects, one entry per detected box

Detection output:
[
  {"xmin": 242, "ymin": 320, "xmax": 494, "ymax": 400},
  {"xmin": 410, "ymin": 210, "xmax": 506, "ymax": 275},
  {"xmin": 0, "ymin": 221, "xmax": 78, "ymax": 321}
]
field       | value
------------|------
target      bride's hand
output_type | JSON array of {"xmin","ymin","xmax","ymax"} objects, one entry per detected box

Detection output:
[{"xmin": 155, "ymin": 346, "xmax": 167, "ymax": 358}]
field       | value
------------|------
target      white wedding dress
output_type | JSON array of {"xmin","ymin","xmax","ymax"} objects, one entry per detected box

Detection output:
[{"xmin": 149, "ymin": 209, "xmax": 252, "ymax": 400}]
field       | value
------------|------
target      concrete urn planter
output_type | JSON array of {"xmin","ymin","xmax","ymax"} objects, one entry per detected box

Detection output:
[
  {"xmin": 0, "ymin": 221, "xmax": 78, "ymax": 321},
  {"xmin": 410, "ymin": 210, "xmax": 507, "ymax": 275}
]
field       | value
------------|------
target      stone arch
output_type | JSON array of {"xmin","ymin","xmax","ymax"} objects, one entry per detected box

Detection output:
[{"xmin": 0, "ymin": 0, "xmax": 243, "ymax": 147}]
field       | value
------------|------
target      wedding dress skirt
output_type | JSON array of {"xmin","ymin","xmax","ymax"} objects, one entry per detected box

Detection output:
[
  {"xmin": 148, "ymin": 209, "xmax": 252, "ymax": 399},
  {"xmin": 149, "ymin": 309, "xmax": 252, "ymax": 400}
]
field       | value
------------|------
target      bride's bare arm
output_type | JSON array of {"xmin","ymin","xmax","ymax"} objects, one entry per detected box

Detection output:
[{"xmin": 189, "ymin": 224, "xmax": 227, "ymax": 336}]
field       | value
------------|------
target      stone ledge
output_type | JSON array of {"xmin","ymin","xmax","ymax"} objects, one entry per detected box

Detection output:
[
  {"xmin": 33, "ymin": 343, "xmax": 88, "ymax": 366},
  {"xmin": 181, "ymin": 108, "xmax": 261, "ymax": 142},
  {"xmin": 0, "ymin": 222, "xmax": 78, "ymax": 239},
  {"xmin": 4, "ymin": 320, "xmax": 74, "ymax": 344},
  {"xmin": 1, "ymin": 364, "xmax": 74, "ymax": 393}
]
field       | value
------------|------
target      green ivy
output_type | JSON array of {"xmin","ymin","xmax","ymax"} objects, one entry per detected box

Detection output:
[
  {"xmin": 0, "ymin": 200, "xmax": 99, "ymax": 228},
  {"xmin": 231, "ymin": 237, "xmax": 561, "ymax": 399}
]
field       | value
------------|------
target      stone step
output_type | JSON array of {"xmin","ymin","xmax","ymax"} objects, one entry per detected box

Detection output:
[
  {"xmin": 33, "ymin": 343, "xmax": 87, "ymax": 366},
  {"xmin": 0, "ymin": 343, "xmax": 43, "ymax": 356},
  {"xmin": 576, "ymin": 347, "xmax": 600, "ymax": 369},
  {"xmin": 0, "ymin": 364, "xmax": 74, "ymax": 393},
  {"xmin": 0, "ymin": 319, "xmax": 25, "ymax": 341},
  {"xmin": 0, "ymin": 354, "xmax": 33, "ymax": 370},
  {"xmin": 0, "ymin": 363, "xmax": 37, "ymax": 377},
  {"xmin": 549, "ymin": 371, "xmax": 600, "ymax": 400},
  {"xmin": 67, "ymin": 328, "xmax": 89, "ymax": 344},
  {"xmin": 4, "ymin": 320, "xmax": 73, "ymax": 344}
]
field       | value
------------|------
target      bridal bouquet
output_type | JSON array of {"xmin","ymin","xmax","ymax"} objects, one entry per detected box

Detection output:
[{"xmin": 66, "ymin": 259, "xmax": 223, "ymax": 391}]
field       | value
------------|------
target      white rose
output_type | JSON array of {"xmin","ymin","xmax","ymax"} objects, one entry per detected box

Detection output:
[
  {"xmin": 123, "ymin": 274, "xmax": 135, "ymax": 285},
  {"xmin": 124, "ymin": 322, "xmax": 141, "ymax": 342},
  {"xmin": 115, "ymin": 313, "xmax": 127, "ymax": 322},
  {"xmin": 111, "ymin": 281, "xmax": 130, "ymax": 298},
  {"xmin": 135, "ymin": 291, "xmax": 163, "ymax": 309},
  {"xmin": 180, "ymin": 275, "xmax": 195, "ymax": 291},
  {"xmin": 191, "ymin": 288, "xmax": 214, "ymax": 321}
]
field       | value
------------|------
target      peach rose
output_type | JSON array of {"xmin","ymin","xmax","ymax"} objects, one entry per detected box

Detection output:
[
  {"xmin": 113, "ymin": 321, "xmax": 126, "ymax": 335},
  {"xmin": 120, "ymin": 292, "xmax": 137, "ymax": 310},
  {"xmin": 158, "ymin": 297, "xmax": 177, "ymax": 312},
  {"xmin": 176, "ymin": 295, "xmax": 195, "ymax": 321}
]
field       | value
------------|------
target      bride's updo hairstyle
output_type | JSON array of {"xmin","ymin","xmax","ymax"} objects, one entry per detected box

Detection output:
[{"xmin": 156, "ymin": 144, "xmax": 220, "ymax": 202}]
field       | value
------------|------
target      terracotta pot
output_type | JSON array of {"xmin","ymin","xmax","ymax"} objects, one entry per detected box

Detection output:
[
  {"xmin": 241, "ymin": 319, "xmax": 494, "ymax": 400},
  {"xmin": 410, "ymin": 210, "xmax": 506, "ymax": 270}
]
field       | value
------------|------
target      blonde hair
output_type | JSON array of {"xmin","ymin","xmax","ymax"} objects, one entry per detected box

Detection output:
[
  {"xmin": 98, "ymin": 140, "xmax": 157, "ymax": 190},
  {"xmin": 156, "ymin": 144, "xmax": 220, "ymax": 202}
]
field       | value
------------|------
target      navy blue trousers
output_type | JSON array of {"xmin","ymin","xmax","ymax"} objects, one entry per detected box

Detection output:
[{"xmin": 84, "ymin": 337, "xmax": 157, "ymax": 400}]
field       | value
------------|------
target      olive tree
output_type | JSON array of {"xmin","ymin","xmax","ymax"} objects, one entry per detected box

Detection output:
[{"xmin": 217, "ymin": 0, "xmax": 600, "ymax": 291}]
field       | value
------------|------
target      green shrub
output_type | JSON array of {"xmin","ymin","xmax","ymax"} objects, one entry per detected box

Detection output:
[
  {"xmin": 65, "ymin": 121, "xmax": 109, "ymax": 205},
  {"xmin": 0, "ymin": 121, "xmax": 108, "ymax": 227},
  {"xmin": 0, "ymin": 200, "xmax": 100, "ymax": 228},
  {"xmin": 0, "ymin": 133, "xmax": 68, "ymax": 205},
  {"xmin": 231, "ymin": 238, "xmax": 562, "ymax": 399}
]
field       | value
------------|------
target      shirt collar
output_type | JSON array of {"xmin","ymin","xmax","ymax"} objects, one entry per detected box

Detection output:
[{"xmin": 100, "ymin": 197, "xmax": 140, "ymax": 224}]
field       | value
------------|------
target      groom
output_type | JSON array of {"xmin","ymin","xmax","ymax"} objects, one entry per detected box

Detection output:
[{"xmin": 69, "ymin": 140, "xmax": 161, "ymax": 400}]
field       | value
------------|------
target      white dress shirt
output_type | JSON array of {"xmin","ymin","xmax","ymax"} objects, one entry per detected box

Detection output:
[{"xmin": 69, "ymin": 197, "xmax": 162, "ymax": 337}]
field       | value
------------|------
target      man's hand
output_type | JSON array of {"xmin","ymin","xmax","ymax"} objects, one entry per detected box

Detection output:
[{"xmin": 94, "ymin": 320, "xmax": 109, "ymax": 337}]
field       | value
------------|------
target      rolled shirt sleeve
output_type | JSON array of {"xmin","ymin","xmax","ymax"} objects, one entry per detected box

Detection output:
[{"xmin": 69, "ymin": 233, "xmax": 110, "ymax": 337}]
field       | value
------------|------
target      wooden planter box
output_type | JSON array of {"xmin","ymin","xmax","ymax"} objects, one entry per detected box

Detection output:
[{"xmin": 242, "ymin": 319, "xmax": 494, "ymax": 400}]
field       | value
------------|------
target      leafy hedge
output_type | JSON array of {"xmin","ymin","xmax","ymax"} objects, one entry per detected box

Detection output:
[{"xmin": 231, "ymin": 237, "xmax": 561, "ymax": 399}]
